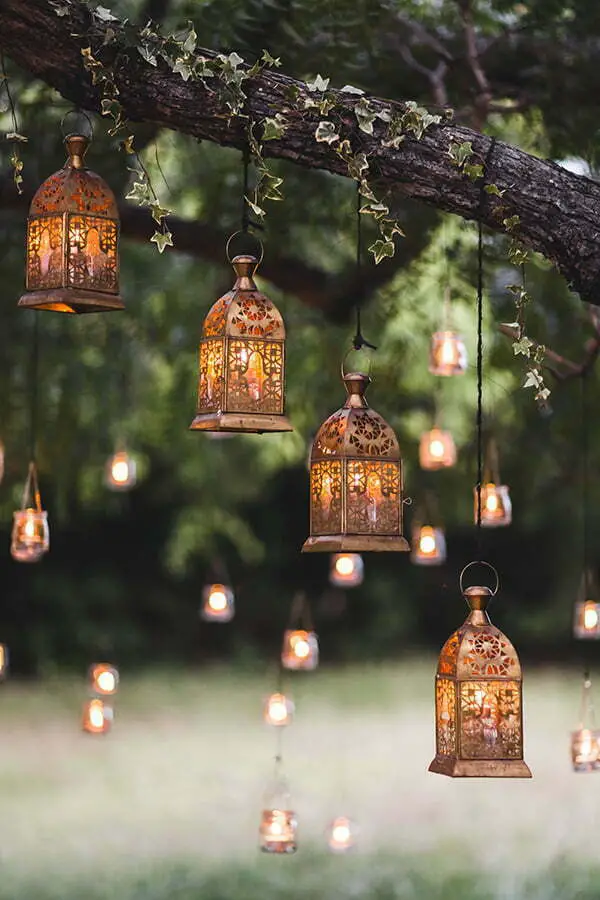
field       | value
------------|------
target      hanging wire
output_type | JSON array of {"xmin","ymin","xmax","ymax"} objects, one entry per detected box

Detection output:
[
  {"xmin": 29, "ymin": 314, "xmax": 40, "ymax": 464},
  {"xmin": 352, "ymin": 182, "xmax": 376, "ymax": 352},
  {"xmin": 241, "ymin": 144, "xmax": 250, "ymax": 233},
  {"xmin": 582, "ymin": 371, "xmax": 590, "ymax": 583},
  {"xmin": 475, "ymin": 215, "xmax": 484, "ymax": 557}
]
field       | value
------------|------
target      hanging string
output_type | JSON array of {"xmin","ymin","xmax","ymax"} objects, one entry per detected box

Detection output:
[
  {"xmin": 353, "ymin": 182, "xmax": 376, "ymax": 352},
  {"xmin": 29, "ymin": 314, "xmax": 39, "ymax": 464},
  {"xmin": 582, "ymin": 371, "xmax": 590, "ymax": 585},
  {"xmin": 475, "ymin": 214, "xmax": 484, "ymax": 557}
]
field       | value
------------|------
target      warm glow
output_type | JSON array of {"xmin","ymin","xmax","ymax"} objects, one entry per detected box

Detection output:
[
  {"xmin": 94, "ymin": 669, "xmax": 116, "ymax": 694},
  {"xmin": 293, "ymin": 639, "xmax": 310, "ymax": 659},
  {"xmin": 430, "ymin": 439, "xmax": 445, "ymax": 458},
  {"xmin": 332, "ymin": 822, "xmax": 350, "ymax": 844},
  {"xmin": 584, "ymin": 603, "xmax": 599, "ymax": 631},
  {"xmin": 266, "ymin": 693, "xmax": 291, "ymax": 725},
  {"xmin": 580, "ymin": 730, "xmax": 593, "ymax": 758},
  {"xmin": 208, "ymin": 589, "xmax": 228, "ymax": 612},
  {"xmin": 485, "ymin": 485, "xmax": 499, "ymax": 512},
  {"xmin": 23, "ymin": 513, "xmax": 36, "ymax": 539},
  {"xmin": 335, "ymin": 555, "xmax": 355, "ymax": 577},
  {"xmin": 440, "ymin": 338, "xmax": 456, "ymax": 366},
  {"xmin": 419, "ymin": 531, "xmax": 437, "ymax": 555},
  {"xmin": 111, "ymin": 459, "xmax": 130, "ymax": 484},
  {"xmin": 89, "ymin": 700, "xmax": 105, "ymax": 730}
]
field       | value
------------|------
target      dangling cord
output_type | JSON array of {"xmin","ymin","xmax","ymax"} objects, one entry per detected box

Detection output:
[
  {"xmin": 353, "ymin": 182, "xmax": 376, "ymax": 352},
  {"xmin": 475, "ymin": 213, "xmax": 484, "ymax": 559},
  {"xmin": 582, "ymin": 371, "xmax": 589, "ymax": 591},
  {"xmin": 241, "ymin": 144, "xmax": 250, "ymax": 233},
  {"xmin": 29, "ymin": 314, "xmax": 39, "ymax": 468},
  {"xmin": 580, "ymin": 669, "xmax": 594, "ymax": 730}
]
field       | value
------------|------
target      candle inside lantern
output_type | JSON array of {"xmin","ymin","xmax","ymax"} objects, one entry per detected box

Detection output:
[
  {"xmin": 330, "ymin": 552, "xmax": 364, "ymax": 588},
  {"xmin": 476, "ymin": 483, "xmax": 512, "ymax": 527},
  {"xmin": 571, "ymin": 727, "xmax": 600, "ymax": 772},
  {"xmin": 264, "ymin": 692, "xmax": 294, "ymax": 727},
  {"xmin": 327, "ymin": 816, "xmax": 356, "ymax": 853},
  {"xmin": 201, "ymin": 582, "xmax": 235, "ymax": 622},
  {"xmin": 259, "ymin": 809, "xmax": 297, "ymax": 853},
  {"xmin": 105, "ymin": 450, "xmax": 137, "ymax": 491},
  {"xmin": 420, "ymin": 529, "xmax": 436, "ymax": 555},
  {"xmin": 281, "ymin": 629, "xmax": 319, "ymax": 670},
  {"xmin": 584, "ymin": 602, "xmax": 599, "ymax": 631},
  {"xmin": 90, "ymin": 664, "xmax": 119, "ymax": 696},
  {"xmin": 11, "ymin": 507, "xmax": 50, "ymax": 563},
  {"xmin": 82, "ymin": 698, "xmax": 112, "ymax": 735}
]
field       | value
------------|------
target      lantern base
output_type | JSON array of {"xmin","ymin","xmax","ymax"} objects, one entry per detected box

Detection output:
[
  {"xmin": 302, "ymin": 534, "xmax": 410, "ymax": 553},
  {"xmin": 18, "ymin": 288, "xmax": 124, "ymax": 314},
  {"xmin": 428, "ymin": 756, "xmax": 532, "ymax": 778},
  {"xmin": 189, "ymin": 411, "xmax": 293, "ymax": 434}
]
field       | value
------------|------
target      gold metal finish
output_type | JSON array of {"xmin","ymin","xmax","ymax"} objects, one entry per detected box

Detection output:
[
  {"xmin": 190, "ymin": 252, "xmax": 292, "ymax": 434},
  {"xmin": 429, "ymin": 570, "xmax": 531, "ymax": 778},
  {"xmin": 19, "ymin": 134, "xmax": 123, "ymax": 314},
  {"xmin": 303, "ymin": 371, "xmax": 409, "ymax": 553}
]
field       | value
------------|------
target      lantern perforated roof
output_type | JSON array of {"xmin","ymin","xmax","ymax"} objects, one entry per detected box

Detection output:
[
  {"xmin": 30, "ymin": 136, "xmax": 119, "ymax": 218},
  {"xmin": 310, "ymin": 374, "xmax": 400, "ymax": 461},
  {"xmin": 202, "ymin": 256, "xmax": 286, "ymax": 341}
]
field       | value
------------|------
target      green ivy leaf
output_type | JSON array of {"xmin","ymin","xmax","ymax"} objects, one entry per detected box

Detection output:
[
  {"xmin": 151, "ymin": 202, "xmax": 171, "ymax": 224},
  {"xmin": 173, "ymin": 58, "xmax": 192, "ymax": 81},
  {"xmin": 485, "ymin": 183, "xmax": 505, "ymax": 197},
  {"xmin": 246, "ymin": 197, "xmax": 265, "ymax": 221},
  {"xmin": 121, "ymin": 135, "xmax": 136, "ymax": 154},
  {"xmin": 463, "ymin": 163, "xmax": 484, "ymax": 181},
  {"xmin": 151, "ymin": 230, "xmax": 173, "ymax": 253},
  {"xmin": 50, "ymin": 1, "xmax": 70, "ymax": 16},
  {"xmin": 262, "ymin": 115, "xmax": 287, "ymax": 141},
  {"xmin": 513, "ymin": 337, "xmax": 533, "ymax": 357},
  {"xmin": 182, "ymin": 25, "xmax": 197, "ymax": 54},
  {"xmin": 503, "ymin": 215, "xmax": 520, "ymax": 232},
  {"xmin": 340, "ymin": 84, "xmax": 364, "ymax": 96},
  {"xmin": 95, "ymin": 5, "xmax": 118, "ymax": 21},
  {"xmin": 306, "ymin": 74, "xmax": 330, "ymax": 93},
  {"xmin": 448, "ymin": 140, "xmax": 473, "ymax": 167},
  {"xmin": 354, "ymin": 98, "xmax": 376, "ymax": 135},
  {"xmin": 261, "ymin": 171, "xmax": 284, "ymax": 201},
  {"xmin": 360, "ymin": 202, "xmax": 389, "ymax": 218},
  {"xmin": 347, "ymin": 151, "xmax": 368, "ymax": 180},
  {"xmin": 369, "ymin": 239, "xmax": 395, "ymax": 263},
  {"xmin": 523, "ymin": 368, "xmax": 542, "ymax": 389},
  {"xmin": 126, "ymin": 180, "xmax": 151, "ymax": 204},
  {"xmin": 6, "ymin": 132, "xmax": 28, "ymax": 143},
  {"xmin": 226, "ymin": 52, "xmax": 244, "ymax": 69},
  {"xmin": 314, "ymin": 121, "xmax": 339, "ymax": 144},
  {"xmin": 261, "ymin": 49, "xmax": 281, "ymax": 68},
  {"xmin": 379, "ymin": 218, "xmax": 405, "ymax": 241},
  {"xmin": 137, "ymin": 45, "xmax": 157, "ymax": 66}
]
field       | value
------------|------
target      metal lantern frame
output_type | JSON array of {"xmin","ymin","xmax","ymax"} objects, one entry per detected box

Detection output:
[
  {"xmin": 19, "ymin": 126, "xmax": 123, "ymax": 315},
  {"xmin": 190, "ymin": 235, "xmax": 292, "ymax": 434},
  {"xmin": 571, "ymin": 673, "xmax": 600, "ymax": 772},
  {"xmin": 11, "ymin": 462, "xmax": 49, "ymax": 563},
  {"xmin": 303, "ymin": 366, "xmax": 409, "ymax": 553},
  {"xmin": 429, "ymin": 562, "xmax": 531, "ymax": 778}
]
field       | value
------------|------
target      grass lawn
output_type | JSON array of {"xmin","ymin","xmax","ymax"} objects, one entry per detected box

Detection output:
[{"xmin": 0, "ymin": 659, "xmax": 598, "ymax": 899}]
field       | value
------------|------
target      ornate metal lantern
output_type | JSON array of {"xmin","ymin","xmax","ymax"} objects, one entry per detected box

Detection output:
[
  {"xmin": 89, "ymin": 664, "xmax": 119, "ymax": 696},
  {"xmin": 264, "ymin": 692, "xmax": 294, "ymax": 727},
  {"xmin": 201, "ymin": 582, "xmax": 235, "ymax": 622},
  {"xmin": 190, "ymin": 237, "xmax": 292, "ymax": 434},
  {"xmin": 329, "ymin": 553, "xmax": 364, "ymax": 588},
  {"xmin": 429, "ymin": 563, "xmax": 531, "ymax": 778},
  {"xmin": 573, "ymin": 570, "xmax": 600, "ymax": 639},
  {"xmin": 19, "ymin": 131, "xmax": 122, "ymax": 314},
  {"xmin": 303, "ymin": 370, "xmax": 409, "ymax": 553},
  {"xmin": 419, "ymin": 427, "xmax": 456, "ymax": 470},
  {"xmin": 82, "ymin": 698, "xmax": 113, "ymax": 735},
  {"xmin": 105, "ymin": 450, "xmax": 137, "ymax": 491},
  {"xmin": 327, "ymin": 816, "xmax": 357, "ymax": 853},
  {"xmin": 571, "ymin": 673, "xmax": 600, "ymax": 772},
  {"xmin": 411, "ymin": 524, "xmax": 446, "ymax": 566},
  {"xmin": 11, "ymin": 462, "xmax": 49, "ymax": 563},
  {"xmin": 475, "ymin": 441, "xmax": 511, "ymax": 527},
  {"xmin": 259, "ymin": 762, "xmax": 297, "ymax": 854}
]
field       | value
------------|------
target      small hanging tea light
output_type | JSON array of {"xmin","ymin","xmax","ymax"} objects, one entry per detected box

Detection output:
[
  {"xmin": 571, "ymin": 672, "xmax": 600, "ymax": 772},
  {"xmin": 89, "ymin": 663, "xmax": 119, "ymax": 696},
  {"xmin": 11, "ymin": 462, "xmax": 49, "ymax": 563},
  {"xmin": 475, "ymin": 440, "xmax": 512, "ymax": 528},
  {"xmin": 419, "ymin": 427, "xmax": 456, "ymax": 470},
  {"xmin": 327, "ymin": 816, "xmax": 357, "ymax": 853},
  {"xmin": 105, "ymin": 449, "xmax": 137, "ymax": 491},
  {"xmin": 411, "ymin": 524, "xmax": 447, "ymax": 567},
  {"xmin": 201, "ymin": 582, "xmax": 235, "ymax": 622},
  {"xmin": 259, "ymin": 760, "xmax": 297, "ymax": 854},
  {"xmin": 303, "ymin": 363, "xmax": 409, "ymax": 553},
  {"xmin": 264, "ymin": 692, "xmax": 294, "ymax": 727},
  {"xmin": 281, "ymin": 593, "xmax": 319, "ymax": 670},
  {"xmin": 82, "ymin": 698, "xmax": 113, "ymax": 735},
  {"xmin": 429, "ymin": 562, "xmax": 531, "ymax": 778},
  {"xmin": 429, "ymin": 285, "xmax": 467, "ymax": 377},
  {"xmin": 573, "ymin": 571, "xmax": 600, "ymax": 639},
  {"xmin": 19, "ymin": 113, "xmax": 122, "ymax": 314},
  {"xmin": 329, "ymin": 553, "xmax": 364, "ymax": 588}
]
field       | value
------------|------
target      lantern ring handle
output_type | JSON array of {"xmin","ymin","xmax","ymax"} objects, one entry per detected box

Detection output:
[
  {"xmin": 340, "ymin": 345, "xmax": 374, "ymax": 379},
  {"xmin": 226, "ymin": 230, "xmax": 264, "ymax": 267},
  {"xmin": 459, "ymin": 560, "xmax": 499, "ymax": 597},
  {"xmin": 60, "ymin": 109, "xmax": 94, "ymax": 140}
]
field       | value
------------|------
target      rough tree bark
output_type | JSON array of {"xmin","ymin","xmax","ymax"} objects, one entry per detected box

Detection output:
[{"xmin": 1, "ymin": 0, "xmax": 600, "ymax": 304}]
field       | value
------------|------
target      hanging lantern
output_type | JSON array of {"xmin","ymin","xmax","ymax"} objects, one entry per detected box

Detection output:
[
  {"xmin": 281, "ymin": 629, "xmax": 319, "ymax": 670},
  {"xmin": 429, "ymin": 563, "xmax": 531, "ymax": 778},
  {"xmin": 82, "ymin": 698, "xmax": 113, "ymax": 735},
  {"xmin": 89, "ymin": 663, "xmax": 119, "ymax": 696},
  {"xmin": 11, "ymin": 462, "xmax": 49, "ymax": 563},
  {"xmin": 329, "ymin": 553, "xmax": 364, "ymax": 588},
  {"xmin": 19, "ymin": 128, "xmax": 122, "ymax": 314},
  {"xmin": 259, "ymin": 765, "xmax": 297, "ymax": 854},
  {"xmin": 327, "ymin": 816, "xmax": 357, "ymax": 853},
  {"xmin": 189, "ymin": 235, "xmax": 292, "ymax": 434},
  {"xmin": 0, "ymin": 645, "xmax": 9, "ymax": 680},
  {"xmin": 573, "ymin": 570, "xmax": 600, "ymax": 639},
  {"xmin": 264, "ymin": 692, "xmax": 294, "ymax": 727},
  {"xmin": 201, "ymin": 582, "xmax": 235, "ymax": 622},
  {"xmin": 571, "ymin": 673, "xmax": 600, "ymax": 772},
  {"xmin": 419, "ymin": 427, "xmax": 456, "ymax": 470},
  {"xmin": 411, "ymin": 524, "xmax": 446, "ymax": 566},
  {"xmin": 104, "ymin": 450, "xmax": 137, "ymax": 491},
  {"xmin": 475, "ymin": 440, "xmax": 511, "ymax": 527},
  {"xmin": 429, "ymin": 332, "xmax": 467, "ymax": 376},
  {"xmin": 303, "ymin": 369, "xmax": 409, "ymax": 553}
]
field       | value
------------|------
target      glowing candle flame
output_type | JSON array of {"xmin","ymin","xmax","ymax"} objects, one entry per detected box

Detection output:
[
  {"xmin": 266, "ymin": 693, "xmax": 290, "ymax": 725},
  {"xmin": 440, "ymin": 338, "xmax": 456, "ymax": 366},
  {"xmin": 419, "ymin": 532, "xmax": 437, "ymax": 555},
  {"xmin": 89, "ymin": 701, "xmax": 105, "ymax": 730},
  {"xmin": 294, "ymin": 639, "xmax": 310, "ymax": 659},
  {"xmin": 95, "ymin": 670, "xmax": 116, "ymax": 694},
  {"xmin": 485, "ymin": 485, "xmax": 499, "ymax": 512},
  {"xmin": 335, "ymin": 555, "xmax": 355, "ymax": 577},
  {"xmin": 208, "ymin": 589, "xmax": 227, "ymax": 612},
  {"xmin": 430, "ymin": 439, "xmax": 445, "ymax": 458},
  {"xmin": 584, "ymin": 603, "xmax": 599, "ymax": 631},
  {"xmin": 23, "ymin": 513, "xmax": 36, "ymax": 540}
]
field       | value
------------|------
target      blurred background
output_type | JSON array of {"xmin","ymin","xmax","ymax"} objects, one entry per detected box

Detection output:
[{"xmin": 1, "ymin": 0, "xmax": 600, "ymax": 897}]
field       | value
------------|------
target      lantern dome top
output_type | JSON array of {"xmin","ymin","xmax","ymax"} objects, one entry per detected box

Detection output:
[
  {"xmin": 310, "ymin": 372, "xmax": 400, "ymax": 461},
  {"xmin": 202, "ymin": 254, "xmax": 286, "ymax": 341},
  {"xmin": 437, "ymin": 586, "xmax": 521, "ymax": 680},
  {"xmin": 29, "ymin": 134, "xmax": 119, "ymax": 218}
]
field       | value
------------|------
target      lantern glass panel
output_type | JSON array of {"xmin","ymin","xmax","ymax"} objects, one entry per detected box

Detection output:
[
  {"xmin": 411, "ymin": 525, "xmax": 447, "ymax": 566},
  {"xmin": 264, "ymin": 692, "xmax": 294, "ymax": 726},
  {"xmin": 90, "ymin": 664, "xmax": 119, "ymax": 696},
  {"xmin": 571, "ymin": 728, "xmax": 600, "ymax": 772},
  {"xmin": 419, "ymin": 428, "xmax": 456, "ymax": 470},
  {"xmin": 82, "ymin": 698, "xmax": 113, "ymax": 734},
  {"xmin": 327, "ymin": 817, "xmax": 357, "ymax": 853},
  {"xmin": 11, "ymin": 509, "xmax": 49, "ymax": 562},
  {"xmin": 429, "ymin": 331, "xmax": 468, "ymax": 376},
  {"xmin": 475, "ymin": 483, "xmax": 512, "ymax": 527},
  {"xmin": 105, "ymin": 451, "xmax": 137, "ymax": 491},
  {"xmin": 201, "ymin": 583, "xmax": 235, "ymax": 622},
  {"xmin": 281, "ymin": 629, "xmax": 319, "ymax": 670},
  {"xmin": 329, "ymin": 553, "xmax": 364, "ymax": 588}
]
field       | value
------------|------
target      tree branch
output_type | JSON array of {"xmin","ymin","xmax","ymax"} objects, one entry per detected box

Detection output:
[
  {"xmin": 498, "ymin": 307, "xmax": 600, "ymax": 380},
  {"xmin": 2, "ymin": 0, "xmax": 600, "ymax": 304}
]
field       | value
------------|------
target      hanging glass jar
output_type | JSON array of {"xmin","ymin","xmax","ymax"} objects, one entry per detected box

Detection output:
[
  {"xmin": 429, "ymin": 562, "xmax": 531, "ymax": 778},
  {"xmin": 419, "ymin": 426, "xmax": 456, "ymax": 470},
  {"xmin": 82, "ymin": 698, "xmax": 113, "ymax": 735},
  {"xmin": 411, "ymin": 524, "xmax": 447, "ymax": 566},
  {"xmin": 327, "ymin": 816, "xmax": 357, "ymax": 853},
  {"xmin": 200, "ymin": 582, "xmax": 235, "ymax": 622},
  {"xmin": 11, "ymin": 462, "xmax": 49, "ymax": 563},
  {"xmin": 89, "ymin": 664, "xmax": 119, "ymax": 696},
  {"xmin": 571, "ymin": 673, "xmax": 600, "ymax": 772},
  {"xmin": 329, "ymin": 553, "xmax": 364, "ymax": 588},
  {"xmin": 573, "ymin": 570, "xmax": 600, "ymax": 639},
  {"xmin": 259, "ymin": 762, "xmax": 297, "ymax": 854},
  {"xmin": 303, "ymin": 361, "xmax": 409, "ymax": 553},
  {"xmin": 190, "ymin": 235, "xmax": 292, "ymax": 434},
  {"xmin": 429, "ymin": 286, "xmax": 467, "ymax": 376},
  {"xmin": 19, "ymin": 117, "xmax": 122, "ymax": 314},
  {"xmin": 281, "ymin": 594, "xmax": 319, "ymax": 670},
  {"xmin": 264, "ymin": 692, "xmax": 294, "ymax": 727},
  {"xmin": 475, "ymin": 440, "xmax": 512, "ymax": 527},
  {"xmin": 104, "ymin": 449, "xmax": 137, "ymax": 491}
]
